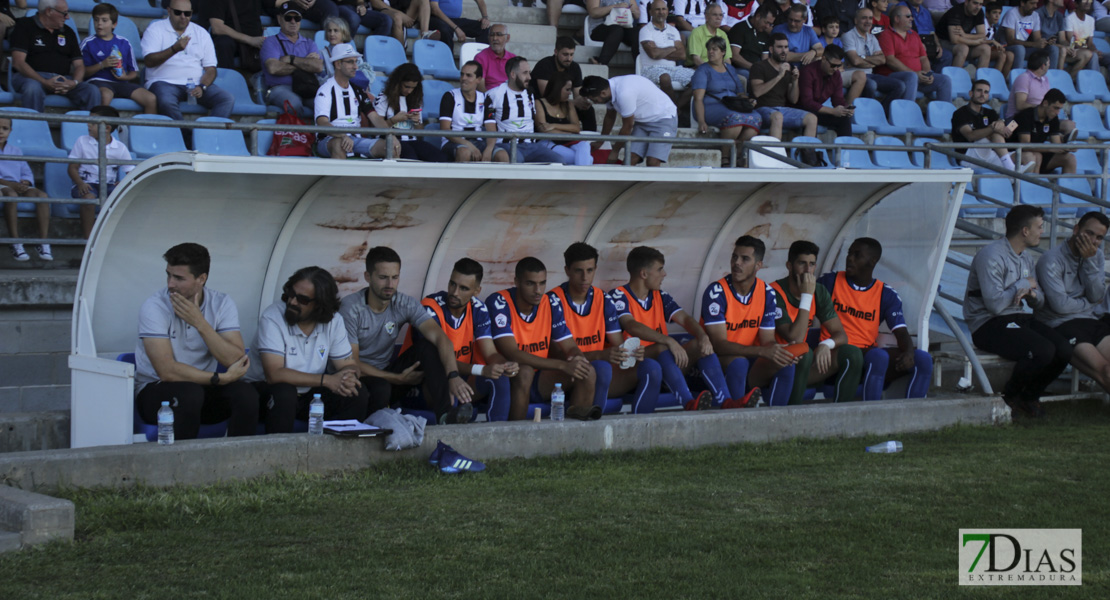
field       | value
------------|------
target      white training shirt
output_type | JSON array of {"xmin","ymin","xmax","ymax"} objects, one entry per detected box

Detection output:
[
  {"xmin": 140, "ymin": 18, "xmax": 217, "ymax": 86},
  {"xmin": 607, "ymin": 74, "xmax": 677, "ymax": 123},
  {"xmin": 639, "ymin": 22, "xmax": 683, "ymax": 68},
  {"xmin": 68, "ymin": 135, "xmax": 132, "ymax": 185},
  {"xmin": 247, "ymin": 300, "xmax": 353, "ymax": 394}
]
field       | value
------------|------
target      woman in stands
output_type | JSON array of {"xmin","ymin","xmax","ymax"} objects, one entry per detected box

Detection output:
[
  {"xmin": 318, "ymin": 16, "xmax": 376, "ymax": 90},
  {"xmin": 370, "ymin": 64, "xmax": 449, "ymax": 161},
  {"xmin": 692, "ymin": 36, "xmax": 764, "ymax": 167},
  {"xmin": 534, "ymin": 70, "xmax": 594, "ymax": 165},
  {"xmin": 586, "ymin": 0, "xmax": 642, "ymax": 65}
]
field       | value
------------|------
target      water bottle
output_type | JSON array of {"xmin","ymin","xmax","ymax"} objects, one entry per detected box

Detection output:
[
  {"xmin": 308, "ymin": 393, "xmax": 324, "ymax": 435},
  {"xmin": 865, "ymin": 440, "xmax": 903, "ymax": 453},
  {"xmin": 186, "ymin": 77, "xmax": 197, "ymax": 105},
  {"xmin": 110, "ymin": 44, "xmax": 124, "ymax": 78},
  {"xmin": 157, "ymin": 401, "xmax": 174, "ymax": 445},
  {"xmin": 842, "ymin": 149, "xmax": 850, "ymax": 169},
  {"xmin": 551, "ymin": 383, "xmax": 565, "ymax": 422}
]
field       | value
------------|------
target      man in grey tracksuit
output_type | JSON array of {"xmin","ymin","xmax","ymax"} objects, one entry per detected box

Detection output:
[
  {"xmin": 965, "ymin": 205, "xmax": 1070, "ymax": 417},
  {"xmin": 1035, "ymin": 210, "xmax": 1110, "ymax": 396}
]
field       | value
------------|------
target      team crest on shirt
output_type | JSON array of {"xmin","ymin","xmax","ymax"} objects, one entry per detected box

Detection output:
[
  {"xmin": 709, "ymin": 303, "xmax": 720, "ymax": 316},
  {"xmin": 1043, "ymin": 125, "xmax": 1050, "ymax": 133},
  {"xmin": 317, "ymin": 344, "xmax": 327, "ymax": 359},
  {"xmin": 495, "ymin": 314, "xmax": 508, "ymax": 328},
  {"xmin": 385, "ymin": 321, "xmax": 396, "ymax": 335},
  {"xmin": 57, "ymin": 35, "xmax": 66, "ymax": 46}
]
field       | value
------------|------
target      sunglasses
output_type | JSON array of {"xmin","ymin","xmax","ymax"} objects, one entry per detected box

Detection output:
[
  {"xmin": 284, "ymin": 13, "xmax": 302, "ymax": 22},
  {"xmin": 287, "ymin": 292, "xmax": 314, "ymax": 305},
  {"xmin": 49, "ymin": 7, "xmax": 70, "ymax": 17},
  {"xmin": 172, "ymin": 9, "xmax": 192, "ymax": 17}
]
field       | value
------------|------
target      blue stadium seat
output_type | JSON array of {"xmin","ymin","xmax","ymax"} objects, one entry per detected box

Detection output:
[
  {"xmin": 975, "ymin": 67, "xmax": 1010, "ymax": 101},
  {"xmin": 3, "ymin": 107, "xmax": 67, "ymax": 157},
  {"xmin": 315, "ymin": 29, "xmax": 327, "ymax": 50},
  {"xmin": 926, "ymin": 101, "xmax": 956, "ymax": 134},
  {"xmin": 192, "ymin": 116, "xmax": 250, "ymax": 156},
  {"xmin": 941, "ymin": 66, "xmax": 972, "ymax": 100},
  {"xmin": 1070, "ymin": 103, "xmax": 1110, "ymax": 140},
  {"xmin": 1046, "ymin": 69, "xmax": 1095, "ymax": 103},
  {"xmin": 789, "ymin": 135, "xmax": 832, "ymax": 168},
  {"xmin": 1019, "ymin": 179, "xmax": 1056, "ymax": 211},
  {"xmin": 872, "ymin": 136, "xmax": 918, "ymax": 169},
  {"xmin": 365, "ymin": 35, "xmax": 407, "ymax": 75},
  {"xmin": 215, "ymin": 68, "xmax": 270, "ymax": 116},
  {"xmin": 413, "ymin": 40, "xmax": 461, "ymax": 80},
  {"xmin": 420, "ymin": 79, "xmax": 455, "ymax": 122},
  {"xmin": 43, "ymin": 162, "xmax": 80, "ymax": 219},
  {"xmin": 1009, "ymin": 68, "xmax": 1025, "ymax": 87},
  {"xmin": 129, "ymin": 114, "xmax": 186, "ymax": 158},
  {"xmin": 1072, "ymin": 144, "xmax": 1103, "ymax": 175},
  {"xmin": 834, "ymin": 136, "xmax": 884, "ymax": 169},
  {"xmin": 112, "ymin": 0, "xmax": 166, "ymax": 19},
  {"xmin": 254, "ymin": 119, "xmax": 277, "ymax": 156},
  {"xmin": 85, "ymin": 13, "xmax": 144, "ymax": 60},
  {"xmin": 851, "ymin": 97, "xmax": 900, "ymax": 135},
  {"xmin": 1060, "ymin": 177, "xmax": 1096, "ymax": 211},
  {"xmin": 1077, "ymin": 70, "xmax": 1110, "ymax": 103},
  {"xmin": 911, "ymin": 137, "xmax": 959, "ymax": 169},
  {"xmin": 959, "ymin": 180, "xmax": 999, "ymax": 217},
  {"xmin": 891, "ymin": 99, "xmax": 944, "ymax": 137},
  {"xmin": 977, "ymin": 177, "xmax": 1018, "ymax": 215},
  {"xmin": 371, "ymin": 77, "xmax": 386, "ymax": 96},
  {"xmin": 264, "ymin": 26, "xmax": 280, "ymax": 37}
]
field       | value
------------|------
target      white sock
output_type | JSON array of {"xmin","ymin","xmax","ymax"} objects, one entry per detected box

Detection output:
[{"xmin": 1000, "ymin": 154, "xmax": 1015, "ymax": 171}]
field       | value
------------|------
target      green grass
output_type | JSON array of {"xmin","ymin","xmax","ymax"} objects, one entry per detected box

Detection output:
[{"xmin": 2, "ymin": 400, "xmax": 1109, "ymax": 599}]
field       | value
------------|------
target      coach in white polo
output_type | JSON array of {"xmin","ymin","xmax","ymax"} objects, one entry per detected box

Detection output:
[
  {"xmin": 580, "ymin": 73, "xmax": 678, "ymax": 167},
  {"xmin": 247, "ymin": 266, "xmax": 368, "ymax": 433},
  {"xmin": 140, "ymin": 0, "xmax": 234, "ymax": 120},
  {"xmin": 135, "ymin": 243, "xmax": 257, "ymax": 439}
]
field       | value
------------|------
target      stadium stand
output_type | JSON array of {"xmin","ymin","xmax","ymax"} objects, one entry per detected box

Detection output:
[{"xmin": 129, "ymin": 114, "xmax": 186, "ymax": 158}]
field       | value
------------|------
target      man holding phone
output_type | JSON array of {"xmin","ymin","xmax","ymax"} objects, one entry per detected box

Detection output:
[
  {"xmin": 796, "ymin": 43, "xmax": 854, "ymax": 137},
  {"xmin": 951, "ymin": 79, "xmax": 1030, "ymax": 173}
]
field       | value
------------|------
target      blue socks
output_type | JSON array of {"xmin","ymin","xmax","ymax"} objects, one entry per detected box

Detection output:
[
  {"xmin": 697, "ymin": 354, "xmax": 729, "ymax": 405},
  {"xmin": 658, "ymin": 349, "xmax": 694, "ymax": 403},
  {"xmin": 632, "ymin": 358, "xmax": 662, "ymax": 414}
]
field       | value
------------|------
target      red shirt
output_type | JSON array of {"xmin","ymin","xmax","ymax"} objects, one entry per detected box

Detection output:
[
  {"xmin": 796, "ymin": 62, "xmax": 846, "ymax": 113},
  {"xmin": 875, "ymin": 28, "xmax": 926, "ymax": 76}
]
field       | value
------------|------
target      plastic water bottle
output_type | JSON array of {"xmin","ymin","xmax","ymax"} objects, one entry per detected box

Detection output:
[
  {"xmin": 308, "ymin": 393, "xmax": 324, "ymax": 435},
  {"xmin": 865, "ymin": 440, "xmax": 902, "ymax": 453},
  {"xmin": 551, "ymin": 383, "xmax": 565, "ymax": 422},
  {"xmin": 186, "ymin": 77, "xmax": 197, "ymax": 105},
  {"xmin": 157, "ymin": 401, "xmax": 174, "ymax": 445},
  {"xmin": 110, "ymin": 44, "xmax": 124, "ymax": 78},
  {"xmin": 842, "ymin": 149, "xmax": 850, "ymax": 169}
]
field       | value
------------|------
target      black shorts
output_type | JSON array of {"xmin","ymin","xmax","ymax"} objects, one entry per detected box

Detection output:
[
  {"xmin": 392, "ymin": 0, "xmax": 413, "ymax": 12},
  {"xmin": 1039, "ymin": 151, "xmax": 1065, "ymax": 174},
  {"xmin": 90, "ymin": 79, "xmax": 143, "ymax": 99},
  {"xmin": 1056, "ymin": 317, "xmax": 1110, "ymax": 347}
]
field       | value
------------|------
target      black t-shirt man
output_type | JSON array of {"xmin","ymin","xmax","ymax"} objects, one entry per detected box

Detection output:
[
  {"xmin": 9, "ymin": 15, "xmax": 81, "ymax": 74},
  {"xmin": 951, "ymin": 103, "xmax": 1000, "ymax": 154},
  {"xmin": 750, "ymin": 58, "xmax": 793, "ymax": 107},
  {"xmin": 728, "ymin": 18, "xmax": 769, "ymax": 66},
  {"xmin": 530, "ymin": 55, "xmax": 584, "ymax": 95},
  {"xmin": 936, "ymin": 5, "xmax": 985, "ymax": 42},
  {"xmin": 1013, "ymin": 105, "xmax": 1059, "ymax": 145},
  {"xmin": 202, "ymin": 0, "xmax": 264, "ymax": 37}
]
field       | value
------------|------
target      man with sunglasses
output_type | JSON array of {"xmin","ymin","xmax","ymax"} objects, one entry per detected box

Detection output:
[
  {"xmin": 796, "ymin": 44, "xmax": 853, "ymax": 136},
  {"xmin": 261, "ymin": 2, "xmax": 323, "ymax": 113},
  {"xmin": 9, "ymin": 0, "xmax": 99, "ymax": 112},
  {"xmin": 141, "ymin": 0, "xmax": 234, "ymax": 120}
]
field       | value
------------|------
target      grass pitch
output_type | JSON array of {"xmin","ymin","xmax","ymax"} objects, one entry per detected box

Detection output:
[{"xmin": 1, "ymin": 399, "xmax": 1108, "ymax": 599}]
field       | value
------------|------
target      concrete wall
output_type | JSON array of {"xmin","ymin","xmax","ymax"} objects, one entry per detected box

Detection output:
[{"xmin": 0, "ymin": 304, "xmax": 73, "ymax": 414}]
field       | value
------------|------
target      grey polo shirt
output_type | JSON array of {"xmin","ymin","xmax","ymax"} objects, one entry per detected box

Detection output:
[
  {"xmin": 1034, "ymin": 240, "xmax": 1107, "ymax": 328},
  {"xmin": 339, "ymin": 288, "xmax": 431, "ymax": 369},
  {"xmin": 964, "ymin": 237, "xmax": 1043, "ymax": 333},
  {"xmin": 246, "ymin": 300, "xmax": 353, "ymax": 393},
  {"xmin": 134, "ymin": 287, "xmax": 241, "ymax": 393}
]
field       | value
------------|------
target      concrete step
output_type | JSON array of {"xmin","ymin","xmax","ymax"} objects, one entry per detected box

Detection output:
[
  {"xmin": 0, "ymin": 411, "xmax": 69, "ymax": 452},
  {"xmin": 0, "ymin": 238, "xmax": 84, "ymax": 270},
  {"xmin": 463, "ymin": 3, "xmax": 587, "ymax": 29},
  {"xmin": 0, "ymin": 485, "xmax": 74, "ymax": 549},
  {"xmin": 0, "ymin": 385, "xmax": 71, "ymax": 414},
  {"xmin": 0, "ymin": 269, "xmax": 77, "ymax": 306},
  {"xmin": 0, "ymin": 530, "xmax": 20, "ymax": 553}
]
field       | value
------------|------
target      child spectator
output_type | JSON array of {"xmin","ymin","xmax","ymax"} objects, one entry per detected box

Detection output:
[
  {"xmin": 984, "ymin": 2, "xmax": 1014, "ymax": 78},
  {"xmin": 0, "ymin": 116, "xmax": 51, "ymax": 262},
  {"xmin": 81, "ymin": 3, "xmax": 157, "ymax": 113},
  {"xmin": 818, "ymin": 15, "xmax": 843, "ymax": 48},
  {"xmin": 67, "ymin": 106, "xmax": 133, "ymax": 239}
]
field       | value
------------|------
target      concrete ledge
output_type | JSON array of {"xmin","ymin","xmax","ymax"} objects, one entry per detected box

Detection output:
[
  {"xmin": 0, "ymin": 396, "xmax": 1008, "ymax": 492},
  {"xmin": 0, "ymin": 485, "xmax": 74, "ymax": 551},
  {"xmin": 0, "ymin": 412, "xmax": 69, "ymax": 453}
]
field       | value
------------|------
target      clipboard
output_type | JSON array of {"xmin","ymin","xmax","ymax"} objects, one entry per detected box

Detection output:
[{"xmin": 322, "ymin": 419, "xmax": 392, "ymax": 437}]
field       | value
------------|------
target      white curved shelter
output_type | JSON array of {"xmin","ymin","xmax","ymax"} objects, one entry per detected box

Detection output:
[{"xmin": 69, "ymin": 153, "xmax": 972, "ymax": 448}]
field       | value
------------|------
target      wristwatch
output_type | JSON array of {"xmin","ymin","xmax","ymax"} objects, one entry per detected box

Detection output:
[
  {"xmin": 210, "ymin": 372, "xmax": 220, "ymax": 385},
  {"xmin": 447, "ymin": 370, "xmax": 460, "ymax": 380},
  {"xmin": 200, "ymin": 84, "xmax": 208, "ymax": 92}
]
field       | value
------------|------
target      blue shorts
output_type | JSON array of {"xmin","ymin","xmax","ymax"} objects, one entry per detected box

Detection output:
[
  {"xmin": 756, "ymin": 106, "xmax": 811, "ymax": 129},
  {"xmin": 89, "ymin": 79, "xmax": 143, "ymax": 99},
  {"xmin": 71, "ymin": 182, "xmax": 116, "ymax": 198},
  {"xmin": 316, "ymin": 135, "xmax": 377, "ymax": 158}
]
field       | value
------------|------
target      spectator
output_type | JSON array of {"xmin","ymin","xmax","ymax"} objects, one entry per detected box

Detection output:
[
  {"xmin": 867, "ymin": 0, "xmax": 890, "ymax": 35},
  {"xmin": 1037, "ymin": 0, "xmax": 1069, "ymax": 70},
  {"xmin": 261, "ymin": 2, "xmax": 324, "ymax": 114},
  {"xmin": 368, "ymin": 0, "xmax": 440, "ymax": 44},
  {"xmin": 475, "ymin": 24, "xmax": 516, "ymax": 91},
  {"xmin": 1013, "ymin": 87, "xmax": 1077, "ymax": 174},
  {"xmin": 951, "ymin": 79, "xmax": 1031, "ymax": 172},
  {"xmin": 1095, "ymin": 0, "xmax": 1110, "ymax": 36},
  {"xmin": 921, "ymin": 0, "xmax": 949, "ymax": 21},
  {"xmin": 142, "ymin": 0, "xmax": 234, "ymax": 120},
  {"xmin": 315, "ymin": 43, "xmax": 397, "ymax": 159},
  {"xmin": 531, "ymin": 37, "xmax": 597, "ymax": 132},
  {"xmin": 750, "ymin": 34, "xmax": 818, "ymax": 140},
  {"xmin": 686, "ymin": 1, "xmax": 731, "ymax": 67},
  {"xmin": 728, "ymin": 4, "xmax": 774, "ymax": 76},
  {"xmin": 1000, "ymin": 0, "xmax": 1045, "ymax": 70},
  {"xmin": 0, "ymin": 1, "xmax": 27, "ymax": 68},
  {"xmin": 1004, "ymin": 48, "xmax": 1050, "ymax": 118},
  {"xmin": 843, "ymin": 7, "xmax": 916, "ymax": 104},
  {"xmin": 81, "ymin": 3, "xmax": 157, "ymax": 114},
  {"xmin": 67, "ymin": 105, "xmax": 134, "ymax": 238},
  {"xmin": 334, "ymin": 0, "xmax": 393, "ymax": 40},
  {"xmin": 587, "ymin": 0, "xmax": 642, "ymax": 66},
  {"xmin": 205, "ymin": 0, "xmax": 264, "ymax": 70},
  {"xmin": 815, "ymin": 0, "xmax": 859, "ymax": 34},
  {"xmin": 766, "ymin": 0, "xmax": 807, "ymax": 28},
  {"xmin": 429, "ymin": 0, "xmax": 491, "ymax": 50},
  {"xmin": 1061, "ymin": 0, "xmax": 1097, "ymax": 76},
  {"xmin": 339, "ymin": 247, "xmax": 475, "ymax": 424},
  {"xmin": 0, "ymin": 117, "xmax": 50, "ymax": 262},
  {"xmin": 900, "ymin": 0, "xmax": 953, "ymax": 70},
  {"xmin": 534, "ymin": 70, "xmax": 594, "ymax": 165},
  {"xmin": 983, "ymin": 2, "xmax": 1014, "ymax": 78},
  {"xmin": 248, "ymin": 266, "xmax": 369, "ymax": 433},
  {"xmin": 9, "ymin": 0, "xmax": 99, "ymax": 112},
  {"xmin": 674, "ymin": 0, "xmax": 713, "ymax": 28},
  {"xmin": 545, "ymin": 0, "xmax": 589, "ymax": 28},
  {"xmin": 581, "ymin": 73, "xmax": 679, "ymax": 167},
  {"xmin": 135, "ymin": 243, "xmax": 257, "ymax": 438},
  {"xmin": 485, "ymin": 57, "xmax": 568, "ymax": 163},
  {"xmin": 640, "ymin": 0, "xmax": 695, "ymax": 106},
  {"xmin": 817, "ymin": 15, "xmax": 842, "ymax": 48},
  {"xmin": 937, "ymin": 0, "xmax": 993, "ymax": 70},
  {"xmin": 796, "ymin": 43, "xmax": 853, "ymax": 136},
  {"xmin": 271, "ymin": 0, "xmax": 341, "ymax": 32},
  {"xmin": 438, "ymin": 60, "xmax": 507, "ymax": 162},
  {"xmin": 692, "ymin": 36, "xmax": 763, "ymax": 164},
  {"xmin": 877, "ymin": 4, "xmax": 952, "ymax": 101},
  {"xmin": 317, "ymin": 16, "xmax": 375, "ymax": 89},
  {"xmin": 771, "ymin": 4, "xmax": 823, "ymax": 64},
  {"xmin": 370, "ymin": 63, "xmax": 449, "ymax": 162}
]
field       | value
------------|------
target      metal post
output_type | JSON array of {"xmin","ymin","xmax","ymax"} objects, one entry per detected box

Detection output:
[
  {"xmin": 510, "ymin": 136, "xmax": 518, "ymax": 163},
  {"xmin": 96, "ymin": 121, "xmax": 107, "ymax": 204}
]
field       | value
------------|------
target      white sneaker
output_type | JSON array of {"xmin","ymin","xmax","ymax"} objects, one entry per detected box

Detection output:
[
  {"xmin": 35, "ymin": 244, "xmax": 53, "ymax": 261},
  {"xmin": 1019, "ymin": 161, "xmax": 1036, "ymax": 174},
  {"xmin": 10, "ymin": 243, "xmax": 29, "ymax": 262}
]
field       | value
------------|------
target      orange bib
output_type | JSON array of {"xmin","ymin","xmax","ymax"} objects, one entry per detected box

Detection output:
[
  {"xmin": 823, "ymin": 272, "xmax": 882, "ymax": 348},
  {"xmin": 400, "ymin": 297, "xmax": 486, "ymax": 363},
  {"xmin": 770, "ymin": 280, "xmax": 812, "ymax": 345},
  {"xmin": 549, "ymin": 285, "xmax": 607, "ymax": 352},
  {"xmin": 499, "ymin": 289, "xmax": 553, "ymax": 358},
  {"xmin": 613, "ymin": 285, "xmax": 666, "ymax": 347},
  {"xmin": 704, "ymin": 276, "xmax": 766, "ymax": 346}
]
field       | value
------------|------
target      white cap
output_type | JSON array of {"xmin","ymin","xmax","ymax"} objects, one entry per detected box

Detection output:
[{"xmin": 329, "ymin": 43, "xmax": 360, "ymax": 63}]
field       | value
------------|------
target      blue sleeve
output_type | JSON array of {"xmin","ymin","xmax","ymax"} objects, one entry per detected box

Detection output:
[
  {"xmin": 609, "ymin": 288, "xmax": 632, "ymax": 319},
  {"xmin": 817, "ymin": 272, "xmax": 838, "ymax": 295},
  {"xmin": 880, "ymin": 284, "xmax": 908, "ymax": 330},
  {"xmin": 728, "ymin": 66, "xmax": 743, "ymax": 95},
  {"xmin": 119, "ymin": 38, "xmax": 138, "ymax": 73},
  {"xmin": 760, "ymin": 286, "xmax": 778, "ymax": 329},
  {"xmin": 472, "ymin": 301, "xmax": 492, "ymax": 340},
  {"xmin": 548, "ymin": 296, "xmax": 573, "ymax": 342},
  {"xmin": 833, "ymin": 38, "xmax": 843, "ymax": 48},
  {"xmin": 485, "ymin": 292, "xmax": 515, "ymax": 339},
  {"xmin": 772, "ymin": 24, "xmax": 789, "ymax": 35},
  {"xmin": 700, "ymin": 282, "xmax": 728, "ymax": 325},
  {"xmin": 81, "ymin": 39, "xmax": 96, "ymax": 67},
  {"xmin": 603, "ymin": 294, "xmax": 621, "ymax": 334},
  {"xmin": 691, "ymin": 64, "xmax": 708, "ymax": 90},
  {"xmin": 423, "ymin": 304, "xmax": 441, "ymax": 327},
  {"xmin": 660, "ymin": 290, "xmax": 683, "ymax": 322},
  {"xmin": 805, "ymin": 29, "xmax": 819, "ymax": 48}
]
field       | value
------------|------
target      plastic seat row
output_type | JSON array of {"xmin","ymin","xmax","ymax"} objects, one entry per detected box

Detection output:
[
  {"xmin": 788, "ymin": 135, "xmax": 959, "ymax": 169},
  {"xmin": 965, "ymin": 177, "xmax": 1101, "ymax": 217}
]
